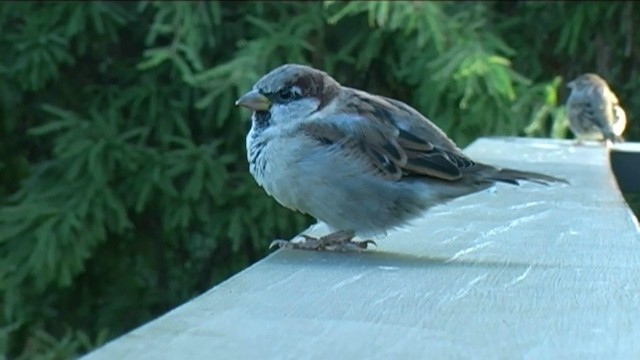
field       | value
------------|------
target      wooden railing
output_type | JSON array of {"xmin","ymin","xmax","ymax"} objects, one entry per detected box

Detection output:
[{"xmin": 82, "ymin": 137, "xmax": 640, "ymax": 359}]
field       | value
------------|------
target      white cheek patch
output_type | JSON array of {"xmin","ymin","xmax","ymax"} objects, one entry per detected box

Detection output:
[{"xmin": 270, "ymin": 98, "xmax": 321, "ymax": 125}]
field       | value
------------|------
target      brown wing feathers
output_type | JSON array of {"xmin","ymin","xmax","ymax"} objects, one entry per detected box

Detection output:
[
  {"xmin": 350, "ymin": 95, "xmax": 474, "ymax": 181},
  {"xmin": 300, "ymin": 92, "xmax": 475, "ymax": 182}
]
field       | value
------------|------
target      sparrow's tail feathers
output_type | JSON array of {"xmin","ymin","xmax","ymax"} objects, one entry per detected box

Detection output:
[{"xmin": 488, "ymin": 167, "xmax": 569, "ymax": 186}]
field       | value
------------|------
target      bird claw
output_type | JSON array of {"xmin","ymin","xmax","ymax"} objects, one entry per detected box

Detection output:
[
  {"xmin": 327, "ymin": 239, "xmax": 377, "ymax": 252},
  {"xmin": 269, "ymin": 239, "xmax": 295, "ymax": 249},
  {"xmin": 269, "ymin": 231, "xmax": 376, "ymax": 252}
]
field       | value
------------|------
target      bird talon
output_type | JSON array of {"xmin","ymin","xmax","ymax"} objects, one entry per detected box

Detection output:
[
  {"xmin": 269, "ymin": 239, "xmax": 293, "ymax": 249},
  {"xmin": 326, "ymin": 239, "xmax": 375, "ymax": 252},
  {"xmin": 269, "ymin": 236, "xmax": 324, "ymax": 251},
  {"xmin": 361, "ymin": 240, "xmax": 378, "ymax": 248},
  {"xmin": 268, "ymin": 232, "xmax": 375, "ymax": 252}
]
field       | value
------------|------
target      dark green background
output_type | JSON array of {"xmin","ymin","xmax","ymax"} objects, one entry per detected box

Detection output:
[{"xmin": 1, "ymin": 2, "xmax": 638, "ymax": 359}]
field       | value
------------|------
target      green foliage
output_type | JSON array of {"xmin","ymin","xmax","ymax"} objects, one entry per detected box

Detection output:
[{"xmin": 0, "ymin": 1, "xmax": 638, "ymax": 358}]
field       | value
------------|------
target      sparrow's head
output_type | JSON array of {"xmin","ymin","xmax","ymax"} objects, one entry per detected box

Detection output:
[
  {"xmin": 567, "ymin": 73, "xmax": 607, "ymax": 91},
  {"xmin": 235, "ymin": 64, "xmax": 341, "ymax": 125}
]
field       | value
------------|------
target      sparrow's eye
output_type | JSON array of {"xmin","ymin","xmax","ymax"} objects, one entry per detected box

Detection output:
[{"xmin": 276, "ymin": 86, "xmax": 301, "ymax": 102}]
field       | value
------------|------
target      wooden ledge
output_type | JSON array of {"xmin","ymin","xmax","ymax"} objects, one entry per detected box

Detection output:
[{"xmin": 82, "ymin": 137, "xmax": 640, "ymax": 360}]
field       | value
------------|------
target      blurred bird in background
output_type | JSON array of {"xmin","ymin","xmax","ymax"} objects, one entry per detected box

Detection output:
[{"xmin": 566, "ymin": 73, "xmax": 627, "ymax": 145}]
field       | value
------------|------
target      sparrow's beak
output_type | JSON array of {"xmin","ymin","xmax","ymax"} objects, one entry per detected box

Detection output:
[{"xmin": 235, "ymin": 90, "xmax": 271, "ymax": 111}]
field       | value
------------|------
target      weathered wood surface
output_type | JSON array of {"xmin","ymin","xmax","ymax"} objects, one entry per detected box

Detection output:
[{"xmin": 82, "ymin": 137, "xmax": 640, "ymax": 360}]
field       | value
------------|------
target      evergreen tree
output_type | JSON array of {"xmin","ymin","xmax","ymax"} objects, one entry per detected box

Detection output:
[{"xmin": 0, "ymin": 2, "xmax": 637, "ymax": 358}]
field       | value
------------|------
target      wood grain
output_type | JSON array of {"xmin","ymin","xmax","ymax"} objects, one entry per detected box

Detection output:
[{"xmin": 83, "ymin": 137, "xmax": 640, "ymax": 360}]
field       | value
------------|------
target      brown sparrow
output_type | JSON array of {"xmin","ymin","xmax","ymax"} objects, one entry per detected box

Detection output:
[
  {"xmin": 566, "ymin": 73, "xmax": 627, "ymax": 144},
  {"xmin": 236, "ymin": 64, "xmax": 567, "ymax": 251}
]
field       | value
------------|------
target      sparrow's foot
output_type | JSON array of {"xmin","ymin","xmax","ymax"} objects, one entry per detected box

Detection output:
[{"xmin": 269, "ymin": 230, "xmax": 376, "ymax": 252}]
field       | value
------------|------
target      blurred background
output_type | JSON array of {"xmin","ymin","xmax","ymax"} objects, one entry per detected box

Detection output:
[{"xmin": 1, "ymin": 1, "xmax": 638, "ymax": 358}]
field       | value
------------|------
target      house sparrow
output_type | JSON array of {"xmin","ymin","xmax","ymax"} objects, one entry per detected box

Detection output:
[
  {"xmin": 236, "ymin": 64, "xmax": 567, "ymax": 251},
  {"xmin": 566, "ymin": 73, "xmax": 627, "ymax": 144}
]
